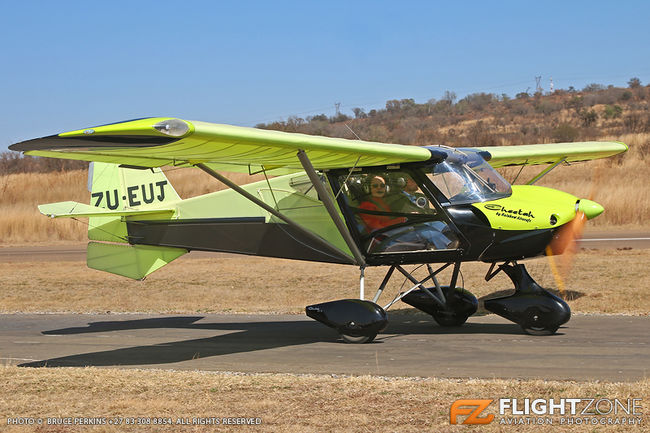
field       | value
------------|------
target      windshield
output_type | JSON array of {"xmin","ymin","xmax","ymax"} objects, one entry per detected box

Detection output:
[{"xmin": 426, "ymin": 150, "xmax": 511, "ymax": 205}]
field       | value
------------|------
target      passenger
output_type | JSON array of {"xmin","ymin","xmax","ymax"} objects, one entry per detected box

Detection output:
[
  {"xmin": 391, "ymin": 176, "xmax": 430, "ymax": 212},
  {"xmin": 358, "ymin": 175, "xmax": 406, "ymax": 232}
]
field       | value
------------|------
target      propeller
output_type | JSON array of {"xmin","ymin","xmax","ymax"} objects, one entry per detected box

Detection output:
[{"xmin": 546, "ymin": 165, "xmax": 605, "ymax": 296}]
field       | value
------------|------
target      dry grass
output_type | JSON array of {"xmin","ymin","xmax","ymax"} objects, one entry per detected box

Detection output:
[
  {"xmin": 501, "ymin": 132, "xmax": 650, "ymax": 227},
  {"xmin": 1, "ymin": 248, "xmax": 648, "ymax": 315},
  {"xmin": 0, "ymin": 171, "xmax": 89, "ymax": 243},
  {"xmin": 1, "ymin": 133, "xmax": 649, "ymax": 245},
  {"xmin": 1, "ymin": 366, "xmax": 648, "ymax": 432},
  {"xmin": 0, "ymin": 169, "xmax": 265, "ymax": 244}
]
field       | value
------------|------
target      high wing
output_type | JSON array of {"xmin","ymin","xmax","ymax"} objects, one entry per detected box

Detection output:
[
  {"xmin": 10, "ymin": 117, "xmax": 628, "ymax": 172},
  {"xmin": 471, "ymin": 141, "xmax": 628, "ymax": 168},
  {"xmin": 9, "ymin": 117, "xmax": 433, "ymax": 173}
]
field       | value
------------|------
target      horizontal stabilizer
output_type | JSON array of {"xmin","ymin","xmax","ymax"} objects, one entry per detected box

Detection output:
[
  {"xmin": 39, "ymin": 201, "xmax": 175, "ymax": 218},
  {"xmin": 87, "ymin": 242, "xmax": 187, "ymax": 280}
]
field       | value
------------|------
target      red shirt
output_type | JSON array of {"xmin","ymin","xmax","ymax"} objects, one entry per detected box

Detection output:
[{"xmin": 359, "ymin": 197, "xmax": 406, "ymax": 232}]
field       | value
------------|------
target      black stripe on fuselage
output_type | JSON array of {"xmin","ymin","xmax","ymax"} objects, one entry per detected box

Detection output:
[{"xmin": 125, "ymin": 217, "xmax": 353, "ymax": 264}]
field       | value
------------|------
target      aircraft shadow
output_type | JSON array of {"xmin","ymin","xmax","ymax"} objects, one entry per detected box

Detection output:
[{"xmin": 19, "ymin": 314, "xmax": 543, "ymax": 368}]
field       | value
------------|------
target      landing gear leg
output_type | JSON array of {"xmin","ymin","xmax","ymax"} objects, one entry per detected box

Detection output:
[{"xmin": 379, "ymin": 262, "xmax": 478, "ymax": 327}]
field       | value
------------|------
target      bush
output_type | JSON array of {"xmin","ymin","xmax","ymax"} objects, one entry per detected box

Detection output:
[
  {"xmin": 603, "ymin": 105, "xmax": 623, "ymax": 119},
  {"xmin": 623, "ymin": 113, "xmax": 648, "ymax": 133},
  {"xmin": 552, "ymin": 124, "xmax": 579, "ymax": 142},
  {"xmin": 579, "ymin": 109, "xmax": 598, "ymax": 127}
]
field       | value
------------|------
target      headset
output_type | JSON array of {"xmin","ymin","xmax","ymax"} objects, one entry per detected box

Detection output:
[{"xmin": 363, "ymin": 175, "xmax": 390, "ymax": 195}]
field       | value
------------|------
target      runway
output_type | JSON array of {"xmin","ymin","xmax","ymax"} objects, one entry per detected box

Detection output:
[{"xmin": 2, "ymin": 313, "xmax": 648, "ymax": 381}]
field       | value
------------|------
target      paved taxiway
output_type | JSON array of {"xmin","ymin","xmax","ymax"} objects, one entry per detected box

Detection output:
[
  {"xmin": 1, "ymin": 313, "xmax": 648, "ymax": 381},
  {"xmin": 1, "ymin": 232, "xmax": 648, "ymax": 380}
]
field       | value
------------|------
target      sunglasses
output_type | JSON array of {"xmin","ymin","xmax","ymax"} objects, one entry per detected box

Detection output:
[{"xmin": 371, "ymin": 183, "xmax": 386, "ymax": 188}]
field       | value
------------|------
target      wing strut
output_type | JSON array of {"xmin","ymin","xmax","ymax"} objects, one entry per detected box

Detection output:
[
  {"xmin": 525, "ymin": 157, "xmax": 566, "ymax": 185},
  {"xmin": 297, "ymin": 150, "xmax": 367, "ymax": 267},
  {"xmin": 195, "ymin": 163, "xmax": 355, "ymax": 265}
]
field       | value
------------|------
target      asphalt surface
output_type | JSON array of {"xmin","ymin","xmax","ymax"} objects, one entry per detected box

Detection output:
[
  {"xmin": 1, "ymin": 313, "xmax": 648, "ymax": 381},
  {"xmin": 1, "ymin": 231, "xmax": 648, "ymax": 381},
  {"xmin": 1, "ymin": 231, "xmax": 648, "ymax": 263}
]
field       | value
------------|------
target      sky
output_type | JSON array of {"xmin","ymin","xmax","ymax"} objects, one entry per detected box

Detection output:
[{"xmin": 2, "ymin": 0, "xmax": 650, "ymax": 150}]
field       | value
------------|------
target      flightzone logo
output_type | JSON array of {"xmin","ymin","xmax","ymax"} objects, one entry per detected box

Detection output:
[
  {"xmin": 450, "ymin": 398, "xmax": 644, "ymax": 426},
  {"xmin": 450, "ymin": 400, "xmax": 494, "ymax": 425}
]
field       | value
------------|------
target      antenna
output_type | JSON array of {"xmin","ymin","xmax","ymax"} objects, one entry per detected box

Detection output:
[
  {"xmin": 549, "ymin": 77, "xmax": 554, "ymax": 93},
  {"xmin": 535, "ymin": 76, "xmax": 543, "ymax": 93},
  {"xmin": 344, "ymin": 123, "xmax": 362, "ymax": 140}
]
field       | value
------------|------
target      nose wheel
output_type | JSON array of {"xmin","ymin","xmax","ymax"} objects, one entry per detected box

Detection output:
[
  {"xmin": 520, "ymin": 307, "xmax": 561, "ymax": 335},
  {"xmin": 522, "ymin": 325, "xmax": 560, "ymax": 336},
  {"xmin": 340, "ymin": 333, "xmax": 376, "ymax": 344},
  {"xmin": 484, "ymin": 263, "xmax": 571, "ymax": 335}
]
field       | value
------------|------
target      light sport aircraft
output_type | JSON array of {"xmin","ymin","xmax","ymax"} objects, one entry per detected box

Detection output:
[{"xmin": 10, "ymin": 118, "xmax": 628, "ymax": 343}]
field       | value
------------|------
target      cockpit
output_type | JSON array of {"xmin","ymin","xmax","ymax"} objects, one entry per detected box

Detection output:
[{"xmin": 330, "ymin": 147, "xmax": 512, "ymax": 257}]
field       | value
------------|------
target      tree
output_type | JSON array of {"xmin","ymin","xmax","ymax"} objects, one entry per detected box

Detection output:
[
  {"xmin": 442, "ymin": 90, "xmax": 456, "ymax": 105},
  {"xmin": 352, "ymin": 107, "xmax": 367, "ymax": 119},
  {"xmin": 566, "ymin": 96, "xmax": 584, "ymax": 113},
  {"xmin": 628, "ymin": 77, "xmax": 642, "ymax": 89},
  {"xmin": 582, "ymin": 83, "xmax": 606, "ymax": 92},
  {"xmin": 308, "ymin": 114, "xmax": 328, "ymax": 122},
  {"xmin": 385, "ymin": 99, "xmax": 401, "ymax": 112}
]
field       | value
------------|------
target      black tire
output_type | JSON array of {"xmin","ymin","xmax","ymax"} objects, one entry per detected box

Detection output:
[
  {"xmin": 521, "ymin": 325, "xmax": 559, "ymax": 336},
  {"xmin": 340, "ymin": 333, "xmax": 376, "ymax": 344},
  {"xmin": 521, "ymin": 307, "xmax": 559, "ymax": 335},
  {"xmin": 432, "ymin": 313, "xmax": 469, "ymax": 327}
]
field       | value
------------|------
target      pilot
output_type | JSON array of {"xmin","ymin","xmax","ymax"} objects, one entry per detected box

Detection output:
[{"xmin": 358, "ymin": 175, "xmax": 406, "ymax": 232}]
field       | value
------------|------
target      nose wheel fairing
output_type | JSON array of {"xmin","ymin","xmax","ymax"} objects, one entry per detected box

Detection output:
[{"xmin": 483, "ymin": 263, "xmax": 571, "ymax": 335}]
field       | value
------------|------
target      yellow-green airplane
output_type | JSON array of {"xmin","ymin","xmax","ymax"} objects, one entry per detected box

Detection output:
[{"xmin": 10, "ymin": 118, "xmax": 627, "ymax": 343}]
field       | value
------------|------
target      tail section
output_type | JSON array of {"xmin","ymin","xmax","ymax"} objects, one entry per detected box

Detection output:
[
  {"xmin": 87, "ymin": 162, "xmax": 181, "ymax": 242},
  {"xmin": 39, "ymin": 162, "xmax": 186, "ymax": 279}
]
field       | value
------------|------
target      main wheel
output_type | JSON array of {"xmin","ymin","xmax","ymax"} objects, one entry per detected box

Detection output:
[
  {"xmin": 339, "ymin": 333, "xmax": 376, "ymax": 344},
  {"xmin": 432, "ymin": 312, "xmax": 469, "ymax": 327}
]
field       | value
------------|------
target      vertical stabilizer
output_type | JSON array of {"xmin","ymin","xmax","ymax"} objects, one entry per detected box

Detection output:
[{"xmin": 87, "ymin": 162, "xmax": 180, "ymax": 242}]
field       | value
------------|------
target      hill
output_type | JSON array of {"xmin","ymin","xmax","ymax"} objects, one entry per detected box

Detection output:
[{"xmin": 256, "ymin": 79, "xmax": 649, "ymax": 154}]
